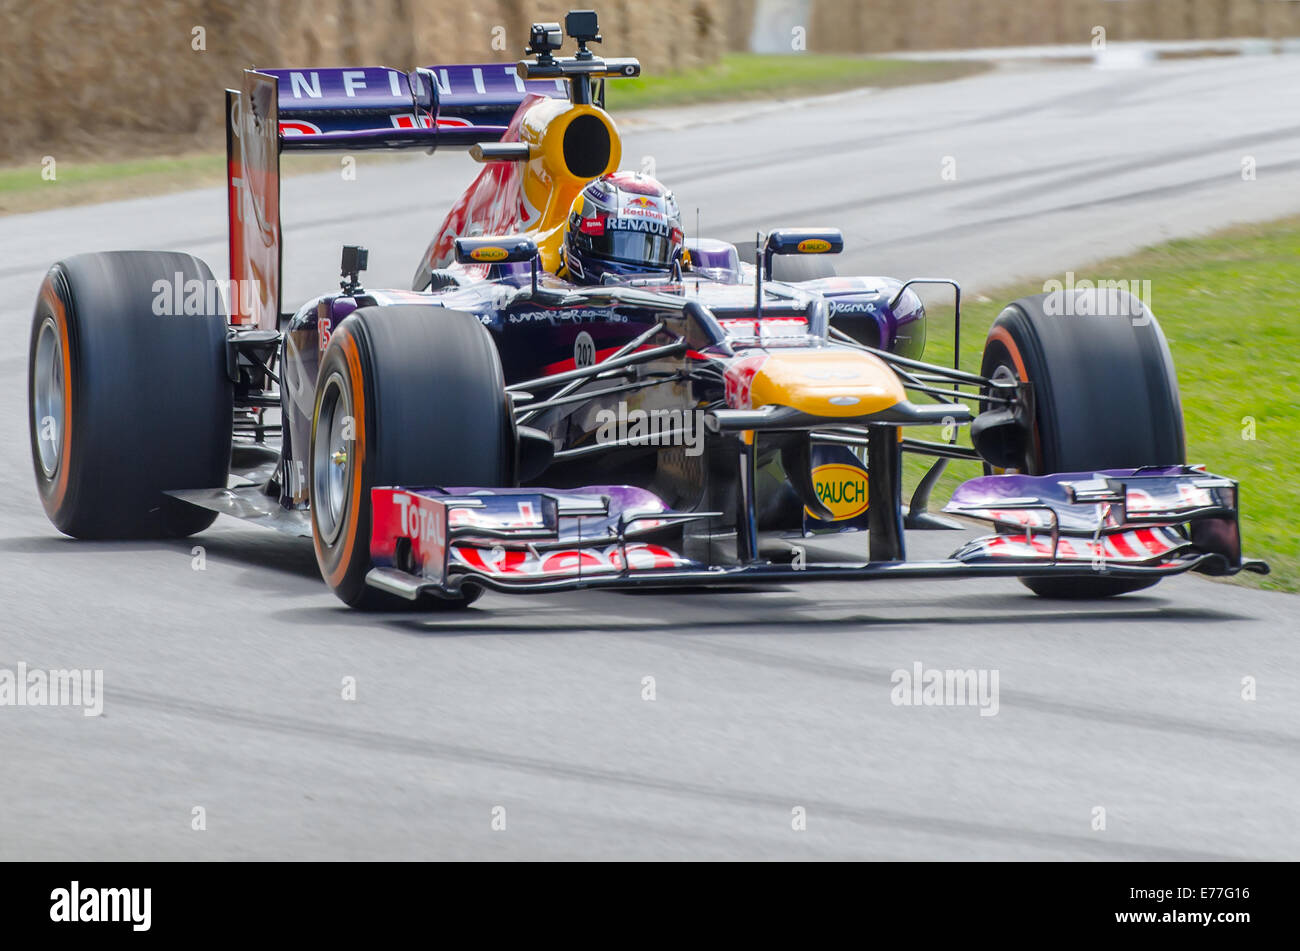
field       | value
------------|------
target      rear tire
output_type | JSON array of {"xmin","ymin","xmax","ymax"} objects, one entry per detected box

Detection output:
[
  {"xmin": 29, "ymin": 252, "xmax": 233, "ymax": 538},
  {"xmin": 309, "ymin": 306, "xmax": 514, "ymax": 609},
  {"xmin": 979, "ymin": 289, "xmax": 1185, "ymax": 599}
]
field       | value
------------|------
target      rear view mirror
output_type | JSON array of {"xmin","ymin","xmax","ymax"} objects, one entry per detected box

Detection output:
[
  {"xmin": 763, "ymin": 229, "xmax": 843, "ymax": 279},
  {"xmin": 454, "ymin": 236, "xmax": 540, "ymax": 265},
  {"xmin": 766, "ymin": 228, "xmax": 843, "ymax": 256}
]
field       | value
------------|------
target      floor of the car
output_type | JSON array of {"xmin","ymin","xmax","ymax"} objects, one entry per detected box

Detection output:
[{"xmin": 166, "ymin": 485, "xmax": 312, "ymax": 538}]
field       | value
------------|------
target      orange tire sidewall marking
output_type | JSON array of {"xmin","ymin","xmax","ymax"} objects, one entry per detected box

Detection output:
[
  {"xmin": 40, "ymin": 281, "xmax": 74, "ymax": 513},
  {"xmin": 313, "ymin": 328, "xmax": 368, "ymax": 589},
  {"xmin": 986, "ymin": 326, "xmax": 1028, "ymax": 383},
  {"xmin": 986, "ymin": 323, "xmax": 1041, "ymax": 472}
]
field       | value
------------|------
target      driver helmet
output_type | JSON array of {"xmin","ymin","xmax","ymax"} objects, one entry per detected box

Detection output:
[{"xmin": 562, "ymin": 171, "xmax": 683, "ymax": 283}]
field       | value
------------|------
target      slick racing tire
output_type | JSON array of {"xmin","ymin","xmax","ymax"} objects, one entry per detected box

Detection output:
[
  {"xmin": 29, "ymin": 252, "xmax": 233, "ymax": 538},
  {"xmin": 310, "ymin": 306, "xmax": 514, "ymax": 610},
  {"xmin": 979, "ymin": 289, "xmax": 1185, "ymax": 599}
]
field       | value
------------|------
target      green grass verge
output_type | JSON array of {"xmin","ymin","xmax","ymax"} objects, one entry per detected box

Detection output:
[
  {"xmin": 0, "ymin": 153, "xmax": 225, "ymax": 194},
  {"xmin": 0, "ymin": 153, "xmax": 228, "ymax": 216},
  {"xmin": 0, "ymin": 151, "xmax": 391, "ymax": 216},
  {"xmin": 607, "ymin": 53, "xmax": 986, "ymax": 111},
  {"xmin": 902, "ymin": 217, "xmax": 1300, "ymax": 593}
]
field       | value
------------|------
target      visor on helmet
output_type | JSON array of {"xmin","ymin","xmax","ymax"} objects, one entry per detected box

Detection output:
[{"xmin": 572, "ymin": 213, "xmax": 679, "ymax": 269}]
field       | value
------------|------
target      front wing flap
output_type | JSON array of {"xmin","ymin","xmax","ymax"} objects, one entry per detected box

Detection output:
[
  {"xmin": 368, "ymin": 485, "xmax": 702, "ymax": 597},
  {"xmin": 943, "ymin": 466, "xmax": 1270, "ymax": 576}
]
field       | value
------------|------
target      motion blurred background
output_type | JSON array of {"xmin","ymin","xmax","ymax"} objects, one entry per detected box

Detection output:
[{"xmin": 3, "ymin": 0, "xmax": 1299, "ymax": 163}]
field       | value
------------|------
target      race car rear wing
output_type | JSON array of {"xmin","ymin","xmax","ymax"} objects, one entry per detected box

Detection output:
[
  {"xmin": 225, "ymin": 64, "xmax": 568, "ymax": 327},
  {"xmin": 265, "ymin": 64, "xmax": 569, "ymax": 149}
]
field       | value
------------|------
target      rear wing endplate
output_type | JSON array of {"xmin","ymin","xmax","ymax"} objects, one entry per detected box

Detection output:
[{"xmin": 225, "ymin": 65, "xmax": 567, "ymax": 327}]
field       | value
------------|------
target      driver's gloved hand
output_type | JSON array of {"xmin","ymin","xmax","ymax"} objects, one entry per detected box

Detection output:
[{"xmin": 427, "ymin": 269, "xmax": 462, "ymax": 290}]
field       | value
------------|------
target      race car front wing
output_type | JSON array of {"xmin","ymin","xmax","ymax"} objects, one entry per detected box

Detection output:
[{"xmin": 364, "ymin": 466, "xmax": 1268, "ymax": 600}]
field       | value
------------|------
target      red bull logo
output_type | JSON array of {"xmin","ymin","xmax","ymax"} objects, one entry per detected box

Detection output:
[{"xmin": 621, "ymin": 194, "xmax": 662, "ymax": 221}]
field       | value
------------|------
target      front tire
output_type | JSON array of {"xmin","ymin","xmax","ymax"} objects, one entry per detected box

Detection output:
[
  {"xmin": 309, "ymin": 306, "xmax": 514, "ymax": 609},
  {"xmin": 29, "ymin": 252, "xmax": 233, "ymax": 538},
  {"xmin": 979, "ymin": 289, "xmax": 1185, "ymax": 598}
]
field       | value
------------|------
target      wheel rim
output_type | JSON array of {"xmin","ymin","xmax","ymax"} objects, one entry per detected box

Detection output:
[
  {"xmin": 313, "ymin": 373, "xmax": 353, "ymax": 544},
  {"xmin": 33, "ymin": 317, "xmax": 65, "ymax": 479},
  {"xmin": 986, "ymin": 361, "xmax": 1030, "ymax": 475}
]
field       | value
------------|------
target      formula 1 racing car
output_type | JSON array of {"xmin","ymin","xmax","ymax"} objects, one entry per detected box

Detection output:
[{"xmin": 27, "ymin": 10, "xmax": 1268, "ymax": 609}]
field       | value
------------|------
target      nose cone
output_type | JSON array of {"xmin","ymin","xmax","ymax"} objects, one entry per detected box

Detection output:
[{"xmin": 730, "ymin": 348, "xmax": 906, "ymax": 417}]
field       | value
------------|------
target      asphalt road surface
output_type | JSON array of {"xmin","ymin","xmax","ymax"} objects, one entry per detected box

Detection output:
[{"xmin": 2, "ymin": 54, "xmax": 1298, "ymax": 860}]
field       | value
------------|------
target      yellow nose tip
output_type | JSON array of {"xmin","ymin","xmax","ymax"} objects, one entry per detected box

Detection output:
[{"xmin": 748, "ymin": 349, "xmax": 905, "ymax": 417}]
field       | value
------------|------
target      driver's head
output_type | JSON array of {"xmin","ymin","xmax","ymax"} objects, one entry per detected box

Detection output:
[{"xmin": 563, "ymin": 172, "xmax": 683, "ymax": 284}]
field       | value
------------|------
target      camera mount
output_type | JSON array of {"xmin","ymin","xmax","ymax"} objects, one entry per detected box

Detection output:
[
  {"xmin": 565, "ymin": 9, "xmax": 601, "ymax": 60},
  {"xmin": 527, "ymin": 22, "xmax": 564, "ymax": 66},
  {"xmin": 518, "ymin": 9, "xmax": 640, "ymax": 106}
]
